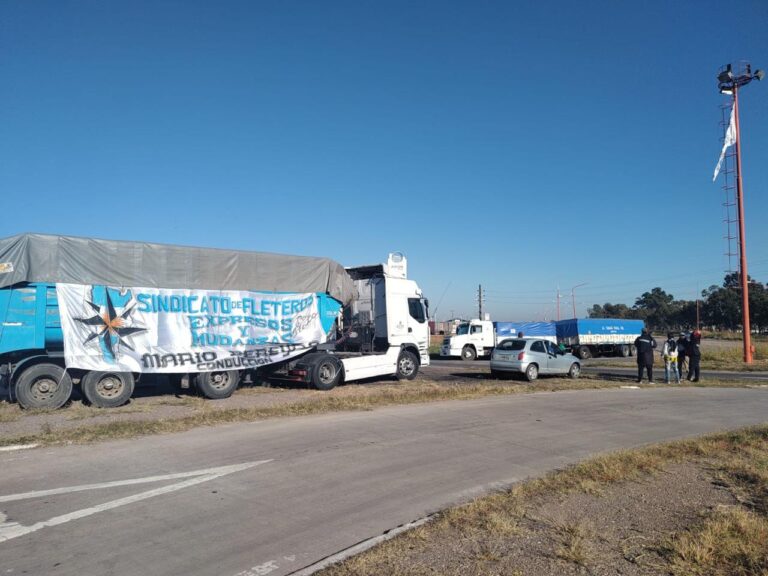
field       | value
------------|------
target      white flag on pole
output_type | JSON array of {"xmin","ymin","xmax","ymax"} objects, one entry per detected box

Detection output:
[{"xmin": 713, "ymin": 104, "xmax": 736, "ymax": 181}]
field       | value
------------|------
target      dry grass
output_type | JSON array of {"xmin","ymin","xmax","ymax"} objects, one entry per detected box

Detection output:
[
  {"xmin": 0, "ymin": 375, "xmax": 757, "ymax": 448},
  {"xmin": 666, "ymin": 507, "xmax": 768, "ymax": 575},
  {"xmin": 702, "ymin": 342, "xmax": 768, "ymax": 371},
  {"xmin": 553, "ymin": 520, "xmax": 594, "ymax": 566},
  {"xmin": 0, "ymin": 402, "xmax": 19, "ymax": 423},
  {"xmin": 319, "ymin": 425, "xmax": 768, "ymax": 576}
]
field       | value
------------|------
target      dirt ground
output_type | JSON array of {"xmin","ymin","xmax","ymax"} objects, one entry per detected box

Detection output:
[{"xmin": 323, "ymin": 461, "xmax": 738, "ymax": 576}]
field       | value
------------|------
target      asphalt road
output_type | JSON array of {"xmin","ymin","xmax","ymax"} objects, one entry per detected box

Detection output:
[{"xmin": 1, "ymin": 387, "xmax": 767, "ymax": 576}]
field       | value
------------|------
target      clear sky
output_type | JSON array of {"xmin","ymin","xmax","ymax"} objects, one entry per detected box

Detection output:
[{"xmin": 2, "ymin": 1, "xmax": 766, "ymax": 321}]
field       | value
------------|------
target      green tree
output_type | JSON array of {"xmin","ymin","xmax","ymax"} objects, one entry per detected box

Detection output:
[
  {"xmin": 588, "ymin": 303, "xmax": 634, "ymax": 319},
  {"xmin": 633, "ymin": 288, "xmax": 675, "ymax": 330}
]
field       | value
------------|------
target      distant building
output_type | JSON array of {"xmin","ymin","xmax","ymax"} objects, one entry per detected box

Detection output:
[{"xmin": 433, "ymin": 318, "xmax": 465, "ymax": 335}]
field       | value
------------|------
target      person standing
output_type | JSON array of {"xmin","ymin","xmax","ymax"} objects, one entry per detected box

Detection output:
[
  {"xmin": 662, "ymin": 332, "xmax": 680, "ymax": 384},
  {"xmin": 634, "ymin": 328, "xmax": 657, "ymax": 383},
  {"xmin": 687, "ymin": 330, "xmax": 702, "ymax": 382},
  {"xmin": 676, "ymin": 332, "xmax": 688, "ymax": 380}
]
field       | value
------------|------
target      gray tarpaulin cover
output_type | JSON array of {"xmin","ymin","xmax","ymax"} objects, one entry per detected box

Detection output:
[{"xmin": 0, "ymin": 234, "xmax": 354, "ymax": 304}]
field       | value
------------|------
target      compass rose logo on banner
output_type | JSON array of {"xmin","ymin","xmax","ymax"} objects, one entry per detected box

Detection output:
[{"xmin": 75, "ymin": 286, "xmax": 147, "ymax": 363}]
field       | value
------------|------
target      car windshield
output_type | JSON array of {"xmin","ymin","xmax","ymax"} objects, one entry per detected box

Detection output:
[
  {"xmin": 497, "ymin": 339, "xmax": 526, "ymax": 351},
  {"xmin": 456, "ymin": 323, "xmax": 470, "ymax": 336}
]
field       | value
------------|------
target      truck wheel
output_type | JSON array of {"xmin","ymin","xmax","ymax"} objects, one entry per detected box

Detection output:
[
  {"xmin": 568, "ymin": 363, "xmax": 581, "ymax": 379},
  {"xmin": 578, "ymin": 346, "xmax": 592, "ymax": 360},
  {"xmin": 396, "ymin": 350, "xmax": 419, "ymax": 380},
  {"xmin": 82, "ymin": 371, "xmax": 135, "ymax": 408},
  {"xmin": 618, "ymin": 345, "xmax": 630, "ymax": 358},
  {"xmin": 194, "ymin": 370, "xmax": 240, "ymax": 399},
  {"xmin": 629, "ymin": 345, "xmax": 636, "ymax": 357},
  {"xmin": 311, "ymin": 356, "xmax": 342, "ymax": 391},
  {"xmin": 461, "ymin": 346, "xmax": 477, "ymax": 361},
  {"xmin": 525, "ymin": 363, "xmax": 539, "ymax": 382},
  {"xmin": 15, "ymin": 363, "xmax": 73, "ymax": 410}
]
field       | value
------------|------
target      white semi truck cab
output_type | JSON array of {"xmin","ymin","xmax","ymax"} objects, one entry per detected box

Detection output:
[
  {"xmin": 440, "ymin": 319, "xmax": 496, "ymax": 361},
  {"xmin": 288, "ymin": 252, "xmax": 431, "ymax": 387},
  {"xmin": 440, "ymin": 319, "xmax": 558, "ymax": 361}
]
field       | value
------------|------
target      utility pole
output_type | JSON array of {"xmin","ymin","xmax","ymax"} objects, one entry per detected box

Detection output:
[
  {"xmin": 556, "ymin": 286, "xmax": 561, "ymax": 321},
  {"xmin": 716, "ymin": 62, "xmax": 763, "ymax": 363},
  {"xmin": 571, "ymin": 283, "xmax": 587, "ymax": 319},
  {"xmin": 696, "ymin": 299, "xmax": 700, "ymax": 330}
]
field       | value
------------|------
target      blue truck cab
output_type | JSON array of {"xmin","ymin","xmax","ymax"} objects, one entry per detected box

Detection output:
[{"xmin": 0, "ymin": 283, "xmax": 63, "ymax": 357}]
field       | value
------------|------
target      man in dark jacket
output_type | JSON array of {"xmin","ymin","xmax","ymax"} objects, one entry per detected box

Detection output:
[
  {"xmin": 687, "ymin": 330, "xmax": 702, "ymax": 382},
  {"xmin": 634, "ymin": 328, "xmax": 657, "ymax": 383}
]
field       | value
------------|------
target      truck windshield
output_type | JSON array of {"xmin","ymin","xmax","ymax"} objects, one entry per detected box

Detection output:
[{"xmin": 456, "ymin": 323, "xmax": 469, "ymax": 336}]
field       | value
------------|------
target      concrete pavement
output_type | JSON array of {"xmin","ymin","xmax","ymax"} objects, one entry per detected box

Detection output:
[{"xmin": 0, "ymin": 386, "xmax": 766, "ymax": 576}]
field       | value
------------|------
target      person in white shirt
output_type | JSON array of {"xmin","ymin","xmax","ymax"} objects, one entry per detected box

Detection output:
[{"xmin": 661, "ymin": 331, "xmax": 680, "ymax": 384}]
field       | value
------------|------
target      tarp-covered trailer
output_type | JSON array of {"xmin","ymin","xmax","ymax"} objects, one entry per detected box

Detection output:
[
  {"xmin": 0, "ymin": 234, "xmax": 429, "ymax": 409},
  {"xmin": 555, "ymin": 318, "xmax": 644, "ymax": 359},
  {"xmin": 494, "ymin": 321, "xmax": 557, "ymax": 343}
]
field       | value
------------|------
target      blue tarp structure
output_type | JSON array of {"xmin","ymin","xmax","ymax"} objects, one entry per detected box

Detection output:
[
  {"xmin": 494, "ymin": 321, "xmax": 556, "ymax": 339},
  {"xmin": 555, "ymin": 319, "xmax": 644, "ymax": 339}
]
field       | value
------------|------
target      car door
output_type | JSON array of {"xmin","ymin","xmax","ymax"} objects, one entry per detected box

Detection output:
[
  {"xmin": 544, "ymin": 340, "xmax": 567, "ymax": 374},
  {"xmin": 529, "ymin": 340, "xmax": 550, "ymax": 373}
]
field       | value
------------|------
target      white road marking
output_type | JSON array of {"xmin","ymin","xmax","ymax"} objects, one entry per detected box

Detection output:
[
  {"xmin": 0, "ymin": 460, "xmax": 271, "ymax": 543},
  {"xmin": 234, "ymin": 556, "xmax": 298, "ymax": 576},
  {"xmin": 0, "ymin": 444, "xmax": 39, "ymax": 453},
  {"xmin": 0, "ymin": 461, "xmax": 270, "ymax": 503}
]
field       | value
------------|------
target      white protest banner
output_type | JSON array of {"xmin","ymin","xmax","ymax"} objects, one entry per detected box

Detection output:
[{"xmin": 56, "ymin": 284, "xmax": 337, "ymax": 373}]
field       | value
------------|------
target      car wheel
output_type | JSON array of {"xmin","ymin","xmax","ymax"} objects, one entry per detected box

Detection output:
[
  {"xmin": 525, "ymin": 364, "xmax": 539, "ymax": 382},
  {"xmin": 461, "ymin": 346, "xmax": 477, "ymax": 361},
  {"xmin": 82, "ymin": 371, "xmax": 135, "ymax": 408},
  {"xmin": 568, "ymin": 363, "xmax": 581, "ymax": 379}
]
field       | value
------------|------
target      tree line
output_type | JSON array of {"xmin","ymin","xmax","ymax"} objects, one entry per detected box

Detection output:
[{"xmin": 588, "ymin": 273, "xmax": 768, "ymax": 332}]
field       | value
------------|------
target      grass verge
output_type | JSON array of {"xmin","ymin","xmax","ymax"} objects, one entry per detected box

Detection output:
[
  {"xmin": 0, "ymin": 375, "xmax": 757, "ymax": 448},
  {"xmin": 319, "ymin": 425, "xmax": 768, "ymax": 575}
]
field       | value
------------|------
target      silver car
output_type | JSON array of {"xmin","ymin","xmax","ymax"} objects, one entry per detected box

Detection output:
[{"xmin": 490, "ymin": 338, "xmax": 581, "ymax": 382}]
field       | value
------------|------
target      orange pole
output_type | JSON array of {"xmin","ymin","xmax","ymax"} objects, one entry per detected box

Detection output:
[{"xmin": 733, "ymin": 86, "xmax": 753, "ymax": 363}]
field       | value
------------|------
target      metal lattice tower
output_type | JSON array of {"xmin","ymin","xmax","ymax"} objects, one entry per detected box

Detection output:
[{"xmin": 719, "ymin": 102, "xmax": 738, "ymax": 273}]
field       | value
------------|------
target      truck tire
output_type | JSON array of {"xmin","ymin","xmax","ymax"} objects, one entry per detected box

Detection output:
[
  {"xmin": 194, "ymin": 370, "xmax": 240, "ymax": 399},
  {"xmin": 82, "ymin": 371, "xmax": 135, "ymax": 408},
  {"xmin": 15, "ymin": 363, "xmax": 73, "ymax": 410},
  {"xmin": 461, "ymin": 346, "xmax": 477, "ymax": 361},
  {"xmin": 629, "ymin": 345, "xmax": 636, "ymax": 357},
  {"xmin": 618, "ymin": 345, "xmax": 630, "ymax": 358},
  {"xmin": 396, "ymin": 350, "xmax": 419, "ymax": 380},
  {"xmin": 311, "ymin": 356, "xmax": 342, "ymax": 391},
  {"xmin": 525, "ymin": 363, "xmax": 539, "ymax": 382},
  {"xmin": 577, "ymin": 346, "xmax": 592, "ymax": 360},
  {"xmin": 568, "ymin": 363, "xmax": 581, "ymax": 379}
]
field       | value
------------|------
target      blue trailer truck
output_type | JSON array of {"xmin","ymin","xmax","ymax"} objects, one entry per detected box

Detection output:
[
  {"xmin": 555, "ymin": 318, "xmax": 644, "ymax": 359},
  {"xmin": 0, "ymin": 234, "xmax": 430, "ymax": 409}
]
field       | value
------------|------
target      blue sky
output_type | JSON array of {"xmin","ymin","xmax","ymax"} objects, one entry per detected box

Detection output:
[{"xmin": 2, "ymin": 1, "xmax": 766, "ymax": 321}]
